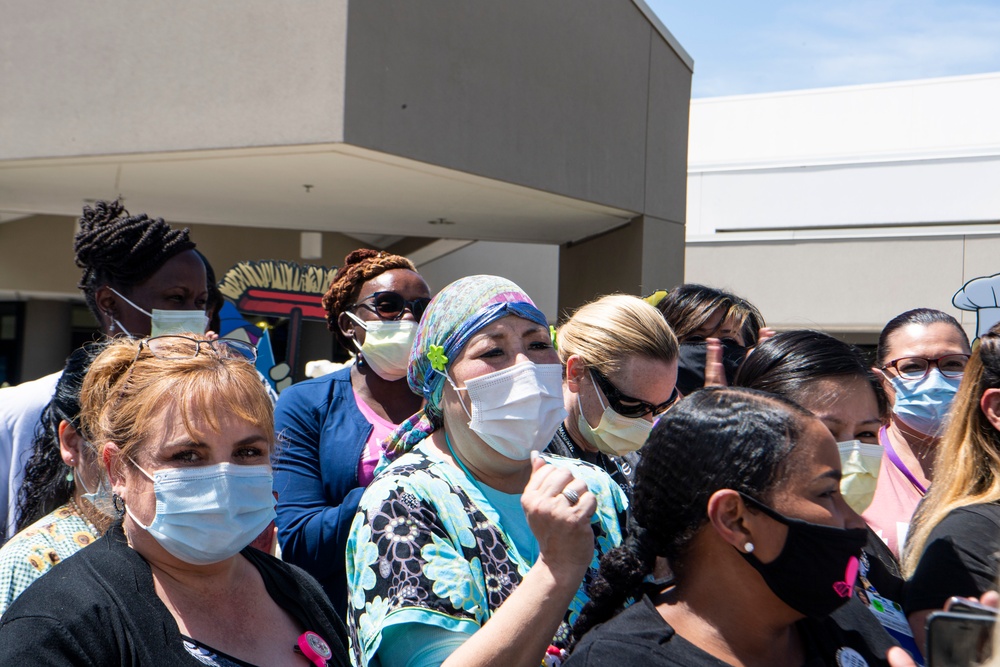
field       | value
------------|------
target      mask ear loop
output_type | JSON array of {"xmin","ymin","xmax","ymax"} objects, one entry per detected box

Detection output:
[{"xmin": 428, "ymin": 347, "xmax": 474, "ymax": 424}]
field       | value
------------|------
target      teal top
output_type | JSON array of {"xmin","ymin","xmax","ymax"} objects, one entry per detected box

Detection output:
[{"xmin": 345, "ymin": 440, "xmax": 628, "ymax": 666}]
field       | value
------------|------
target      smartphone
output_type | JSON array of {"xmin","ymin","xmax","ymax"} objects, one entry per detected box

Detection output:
[
  {"xmin": 946, "ymin": 596, "xmax": 999, "ymax": 618},
  {"xmin": 926, "ymin": 611, "xmax": 995, "ymax": 667}
]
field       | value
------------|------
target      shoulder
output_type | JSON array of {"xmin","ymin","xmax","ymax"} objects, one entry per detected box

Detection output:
[
  {"xmin": 932, "ymin": 503, "xmax": 1000, "ymax": 536},
  {"xmin": 276, "ymin": 368, "xmax": 351, "ymax": 406},
  {"xmin": 360, "ymin": 447, "xmax": 449, "ymax": 503},
  {"xmin": 0, "ymin": 371, "xmax": 61, "ymax": 425},
  {"xmin": 569, "ymin": 597, "xmax": 683, "ymax": 666},
  {"xmin": 274, "ymin": 368, "xmax": 363, "ymax": 432}
]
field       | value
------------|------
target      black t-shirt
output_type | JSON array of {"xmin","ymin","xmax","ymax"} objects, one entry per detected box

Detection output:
[
  {"xmin": 0, "ymin": 523, "xmax": 350, "ymax": 666},
  {"xmin": 904, "ymin": 502, "xmax": 1000, "ymax": 615},
  {"xmin": 567, "ymin": 595, "xmax": 896, "ymax": 667}
]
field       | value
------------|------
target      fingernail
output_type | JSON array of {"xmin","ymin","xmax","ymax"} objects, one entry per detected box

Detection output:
[{"xmin": 530, "ymin": 450, "xmax": 539, "ymax": 461}]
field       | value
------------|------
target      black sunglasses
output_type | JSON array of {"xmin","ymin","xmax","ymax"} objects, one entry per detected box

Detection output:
[
  {"xmin": 350, "ymin": 291, "xmax": 431, "ymax": 321},
  {"xmin": 591, "ymin": 369, "xmax": 678, "ymax": 419}
]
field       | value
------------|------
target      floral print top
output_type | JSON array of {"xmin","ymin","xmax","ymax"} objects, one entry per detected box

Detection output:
[
  {"xmin": 0, "ymin": 500, "xmax": 100, "ymax": 614},
  {"xmin": 345, "ymin": 443, "xmax": 628, "ymax": 666}
]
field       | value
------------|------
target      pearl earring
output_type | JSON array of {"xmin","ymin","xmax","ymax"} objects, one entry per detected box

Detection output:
[{"xmin": 744, "ymin": 542, "xmax": 755, "ymax": 553}]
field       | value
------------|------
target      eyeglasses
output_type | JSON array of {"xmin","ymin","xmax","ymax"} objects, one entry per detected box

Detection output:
[
  {"xmin": 350, "ymin": 291, "xmax": 431, "ymax": 321},
  {"xmin": 590, "ymin": 369, "xmax": 679, "ymax": 419},
  {"xmin": 141, "ymin": 335, "xmax": 258, "ymax": 362},
  {"xmin": 880, "ymin": 354, "xmax": 969, "ymax": 380}
]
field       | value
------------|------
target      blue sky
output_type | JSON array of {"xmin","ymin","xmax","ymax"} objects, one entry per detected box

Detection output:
[{"xmin": 645, "ymin": 0, "xmax": 1000, "ymax": 97}]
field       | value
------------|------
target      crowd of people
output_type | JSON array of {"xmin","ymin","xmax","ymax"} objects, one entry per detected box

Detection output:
[{"xmin": 0, "ymin": 199, "xmax": 997, "ymax": 666}]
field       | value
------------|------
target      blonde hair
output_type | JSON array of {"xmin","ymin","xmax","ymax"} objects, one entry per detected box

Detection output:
[
  {"xmin": 557, "ymin": 294, "xmax": 678, "ymax": 376},
  {"xmin": 79, "ymin": 336, "xmax": 274, "ymax": 470},
  {"xmin": 902, "ymin": 327, "xmax": 1000, "ymax": 577}
]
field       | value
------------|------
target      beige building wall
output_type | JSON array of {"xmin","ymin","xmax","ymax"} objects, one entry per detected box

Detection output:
[{"xmin": 686, "ymin": 233, "xmax": 1000, "ymax": 342}]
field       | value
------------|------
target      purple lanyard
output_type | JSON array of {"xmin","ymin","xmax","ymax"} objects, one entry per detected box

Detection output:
[{"xmin": 879, "ymin": 426, "xmax": 927, "ymax": 495}]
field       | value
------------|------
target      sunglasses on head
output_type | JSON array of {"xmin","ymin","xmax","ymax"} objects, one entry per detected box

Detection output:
[
  {"xmin": 350, "ymin": 291, "xmax": 431, "ymax": 321},
  {"xmin": 590, "ymin": 369, "xmax": 678, "ymax": 419}
]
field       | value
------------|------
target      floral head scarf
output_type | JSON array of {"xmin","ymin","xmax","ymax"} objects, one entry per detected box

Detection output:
[{"xmin": 383, "ymin": 275, "xmax": 547, "ymax": 459}]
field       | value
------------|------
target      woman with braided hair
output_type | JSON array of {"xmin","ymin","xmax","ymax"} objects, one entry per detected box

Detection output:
[
  {"xmin": 75, "ymin": 199, "xmax": 208, "ymax": 338},
  {"xmin": 273, "ymin": 248, "xmax": 431, "ymax": 614},
  {"xmin": 0, "ymin": 199, "xmax": 209, "ymax": 542},
  {"xmin": 567, "ymin": 387, "xmax": 916, "ymax": 667}
]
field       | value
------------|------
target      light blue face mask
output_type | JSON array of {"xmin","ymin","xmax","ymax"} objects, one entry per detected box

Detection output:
[
  {"xmin": 125, "ymin": 461, "xmax": 276, "ymax": 565},
  {"xmin": 889, "ymin": 369, "xmax": 963, "ymax": 437},
  {"xmin": 78, "ymin": 442, "xmax": 115, "ymax": 518}
]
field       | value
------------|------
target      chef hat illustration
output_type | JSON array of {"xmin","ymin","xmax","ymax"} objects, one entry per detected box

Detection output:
[{"xmin": 953, "ymin": 272, "xmax": 1000, "ymax": 339}]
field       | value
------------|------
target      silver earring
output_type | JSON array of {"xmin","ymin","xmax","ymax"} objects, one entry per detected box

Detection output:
[
  {"xmin": 744, "ymin": 542, "xmax": 755, "ymax": 553},
  {"xmin": 112, "ymin": 493, "xmax": 126, "ymax": 518}
]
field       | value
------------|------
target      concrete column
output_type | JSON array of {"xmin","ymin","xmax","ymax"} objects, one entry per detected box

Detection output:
[
  {"xmin": 20, "ymin": 300, "xmax": 72, "ymax": 381},
  {"xmin": 557, "ymin": 216, "xmax": 684, "ymax": 318}
]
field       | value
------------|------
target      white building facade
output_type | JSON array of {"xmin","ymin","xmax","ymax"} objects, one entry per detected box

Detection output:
[{"xmin": 685, "ymin": 72, "xmax": 1000, "ymax": 343}]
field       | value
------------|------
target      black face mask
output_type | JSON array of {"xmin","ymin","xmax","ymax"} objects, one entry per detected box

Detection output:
[
  {"xmin": 675, "ymin": 338, "xmax": 747, "ymax": 395},
  {"xmin": 738, "ymin": 493, "xmax": 868, "ymax": 619}
]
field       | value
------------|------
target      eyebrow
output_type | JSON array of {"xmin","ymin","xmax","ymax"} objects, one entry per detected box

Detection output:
[
  {"xmin": 162, "ymin": 435, "xmax": 268, "ymax": 449},
  {"xmin": 819, "ymin": 415, "xmax": 882, "ymax": 427},
  {"xmin": 816, "ymin": 469, "xmax": 842, "ymax": 483},
  {"xmin": 472, "ymin": 325, "xmax": 546, "ymax": 342}
]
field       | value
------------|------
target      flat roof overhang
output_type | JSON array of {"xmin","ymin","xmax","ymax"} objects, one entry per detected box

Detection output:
[{"xmin": 0, "ymin": 144, "xmax": 636, "ymax": 245}]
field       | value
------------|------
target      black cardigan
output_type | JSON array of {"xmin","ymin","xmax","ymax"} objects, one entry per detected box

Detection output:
[{"xmin": 0, "ymin": 523, "xmax": 350, "ymax": 666}]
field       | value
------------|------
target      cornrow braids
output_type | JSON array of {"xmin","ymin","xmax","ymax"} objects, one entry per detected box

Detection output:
[
  {"xmin": 74, "ymin": 199, "xmax": 196, "ymax": 320},
  {"xmin": 321, "ymin": 248, "xmax": 417, "ymax": 347},
  {"xmin": 572, "ymin": 387, "xmax": 808, "ymax": 642}
]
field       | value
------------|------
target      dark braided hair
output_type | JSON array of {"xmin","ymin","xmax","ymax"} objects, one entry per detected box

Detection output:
[
  {"xmin": 572, "ymin": 387, "xmax": 810, "ymax": 640},
  {"xmin": 321, "ymin": 248, "xmax": 418, "ymax": 347},
  {"xmin": 733, "ymin": 329, "xmax": 889, "ymax": 421},
  {"xmin": 15, "ymin": 342, "xmax": 106, "ymax": 532},
  {"xmin": 74, "ymin": 199, "xmax": 196, "ymax": 322}
]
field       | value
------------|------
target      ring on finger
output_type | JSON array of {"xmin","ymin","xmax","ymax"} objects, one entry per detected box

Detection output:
[{"xmin": 562, "ymin": 488, "xmax": 580, "ymax": 506}]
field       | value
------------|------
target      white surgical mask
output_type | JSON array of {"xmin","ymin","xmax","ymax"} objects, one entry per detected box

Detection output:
[
  {"xmin": 576, "ymin": 375, "xmax": 653, "ymax": 456},
  {"xmin": 837, "ymin": 440, "xmax": 883, "ymax": 514},
  {"xmin": 109, "ymin": 287, "xmax": 209, "ymax": 337},
  {"xmin": 450, "ymin": 361, "xmax": 567, "ymax": 460},
  {"xmin": 346, "ymin": 311, "xmax": 416, "ymax": 382},
  {"xmin": 126, "ymin": 460, "xmax": 276, "ymax": 565}
]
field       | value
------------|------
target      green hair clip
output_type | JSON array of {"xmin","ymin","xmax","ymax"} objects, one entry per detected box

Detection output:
[
  {"xmin": 427, "ymin": 345, "xmax": 449, "ymax": 372},
  {"xmin": 549, "ymin": 325, "xmax": 559, "ymax": 350}
]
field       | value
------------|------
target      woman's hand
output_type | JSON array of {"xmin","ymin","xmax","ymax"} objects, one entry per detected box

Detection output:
[
  {"xmin": 887, "ymin": 647, "xmax": 917, "ymax": 667},
  {"xmin": 704, "ymin": 338, "xmax": 727, "ymax": 387},
  {"xmin": 522, "ymin": 452, "xmax": 597, "ymax": 586}
]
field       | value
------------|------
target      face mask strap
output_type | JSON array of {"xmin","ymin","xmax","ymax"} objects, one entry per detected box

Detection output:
[
  {"xmin": 588, "ymin": 373, "xmax": 610, "ymax": 413},
  {"xmin": 445, "ymin": 373, "xmax": 474, "ymax": 423},
  {"xmin": 109, "ymin": 287, "xmax": 153, "ymax": 318},
  {"xmin": 738, "ymin": 492, "xmax": 789, "ymax": 526}
]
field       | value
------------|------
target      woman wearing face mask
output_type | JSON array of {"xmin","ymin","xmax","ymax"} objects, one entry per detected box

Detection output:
[
  {"xmin": 273, "ymin": 249, "xmax": 431, "ymax": 614},
  {"xmin": 546, "ymin": 294, "xmax": 679, "ymax": 497},
  {"xmin": 902, "ymin": 324, "xmax": 1000, "ymax": 650},
  {"xmin": 648, "ymin": 284, "xmax": 770, "ymax": 394},
  {"xmin": 0, "ymin": 335, "xmax": 350, "ymax": 665},
  {"xmin": 733, "ymin": 331, "xmax": 924, "ymax": 662},
  {"xmin": 864, "ymin": 309, "xmax": 971, "ymax": 560},
  {"xmin": 345, "ymin": 275, "xmax": 628, "ymax": 667},
  {"xmin": 0, "ymin": 343, "xmax": 113, "ymax": 613},
  {"xmin": 0, "ymin": 199, "xmax": 210, "ymax": 542},
  {"xmin": 567, "ymin": 387, "xmax": 915, "ymax": 667}
]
